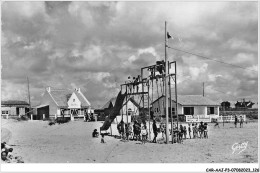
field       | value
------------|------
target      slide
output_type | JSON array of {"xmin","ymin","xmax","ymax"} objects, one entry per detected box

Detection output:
[{"xmin": 100, "ymin": 91, "xmax": 126, "ymax": 131}]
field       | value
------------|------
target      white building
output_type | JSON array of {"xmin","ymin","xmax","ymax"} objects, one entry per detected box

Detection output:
[
  {"xmin": 151, "ymin": 95, "xmax": 220, "ymax": 122},
  {"xmin": 35, "ymin": 87, "xmax": 94, "ymax": 121}
]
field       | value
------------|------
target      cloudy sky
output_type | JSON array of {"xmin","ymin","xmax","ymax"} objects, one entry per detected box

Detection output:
[{"xmin": 1, "ymin": 1, "xmax": 258, "ymax": 108}]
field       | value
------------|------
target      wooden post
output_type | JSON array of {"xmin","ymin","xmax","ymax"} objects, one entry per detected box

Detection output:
[
  {"xmin": 169, "ymin": 62, "xmax": 173, "ymax": 144},
  {"xmin": 148, "ymin": 80, "xmax": 151, "ymax": 140},
  {"xmin": 141, "ymin": 68, "xmax": 144, "ymax": 122},
  {"xmin": 165, "ymin": 21, "xmax": 169, "ymax": 144},
  {"xmin": 126, "ymin": 85, "xmax": 128, "ymax": 125},
  {"xmin": 175, "ymin": 62, "xmax": 178, "ymax": 130},
  {"xmin": 43, "ymin": 114, "xmax": 45, "ymax": 120},
  {"xmin": 30, "ymin": 114, "xmax": 33, "ymax": 120}
]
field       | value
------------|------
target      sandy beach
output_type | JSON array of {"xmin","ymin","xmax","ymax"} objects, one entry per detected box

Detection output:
[{"xmin": 1, "ymin": 119, "xmax": 258, "ymax": 163}]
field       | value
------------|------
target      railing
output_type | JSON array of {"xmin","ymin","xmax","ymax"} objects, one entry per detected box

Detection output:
[
  {"xmin": 218, "ymin": 115, "xmax": 246, "ymax": 122},
  {"xmin": 185, "ymin": 115, "xmax": 211, "ymax": 122},
  {"xmin": 185, "ymin": 114, "xmax": 246, "ymax": 123}
]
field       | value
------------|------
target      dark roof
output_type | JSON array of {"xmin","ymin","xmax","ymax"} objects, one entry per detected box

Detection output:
[
  {"xmin": 49, "ymin": 89, "xmax": 72, "ymax": 107},
  {"xmin": 101, "ymin": 98, "xmax": 116, "ymax": 109},
  {"xmin": 235, "ymin": 101, "xmax": 254, "ymax": 107},
  {"xmin": 152, "ymin": 95, "xmax": 219, "ymax": 106},
  {"xmin": 1, "ymin": 100, "xmax": 29, "ymax": 106}
]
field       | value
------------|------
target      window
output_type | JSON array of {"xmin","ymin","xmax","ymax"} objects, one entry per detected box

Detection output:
[
  {"xmin": 183, "ymin": 107, "xmax": 194, "ymax": 115},
  {"xmin": 73, "ymin": 99, "xmax": 75, "ymax": 102},
  {"xmin": 210, "ymin": 107, "xmax": 214, "ymax": 114},
  {"xmin": 2, "ymin": 111, "xmax": 8, "ymax": 115},
  {"xmin": 128, "ymin": 108, "xmax": 132, "ymax": 115}
]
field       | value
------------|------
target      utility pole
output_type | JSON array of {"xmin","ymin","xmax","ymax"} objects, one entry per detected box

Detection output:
[
  {"xmin": 175, "ymin": 62, "xmax": 178, "ymax": 131},
  {"xmin": 203, "ymin": 82, "xmax": 204, "ymax": 97},
  {"xmin": 126, "ymin": 85, "xmax": 128, "ymax": 125},
  {"xmin": 165, "ymin": 21, "xmax": 170, "ymax": 144},
  {"xmin": 148, "ymin": 81, "xmax": 151, "ymax": 140},
  {"xmin": 27, "ymin": 76, "xmax": 31, "ymax": 115},
  {"xmin": 169, "ymin": 62, "xmax": 173, "ymax": 144},
  {"xmin": 223, "ymin": 102, "xmax": 225, "ymax": 127}
]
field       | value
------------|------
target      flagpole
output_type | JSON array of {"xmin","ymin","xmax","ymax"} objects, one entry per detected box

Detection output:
[{"xmin": 165, "ymin": 21, "xmax": 169, "ymax": 144}]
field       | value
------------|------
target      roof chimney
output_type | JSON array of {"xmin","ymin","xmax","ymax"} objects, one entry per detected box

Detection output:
[
  {"xmin": 78, "ymin": 88, "xmax": 81, "ymax": 93},
  {"xmin": 46, "ymin": 87, "xmax": 51, "ymax": 93}
]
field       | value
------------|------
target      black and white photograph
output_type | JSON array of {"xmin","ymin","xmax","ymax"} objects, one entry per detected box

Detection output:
[{"xmin": 1, "ymin": 1, "xmax": 259, "ymax": 172}]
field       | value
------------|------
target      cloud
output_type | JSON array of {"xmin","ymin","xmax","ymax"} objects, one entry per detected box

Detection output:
[{"xmin": 1, "ymin": 1, "xmax": 258, "ymax": 107}]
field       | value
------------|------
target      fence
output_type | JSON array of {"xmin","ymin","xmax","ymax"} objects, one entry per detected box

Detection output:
[
  {"xmin": 185, "ymin": 115, "xmax": 211, "ymax": 123},
  {"xmin": 217, "ymin": 114, "xmax": 246, "ymax": 122},
  {"xmin": 185, "ymin": 114, "xmax": 246, "ymax": 123}
]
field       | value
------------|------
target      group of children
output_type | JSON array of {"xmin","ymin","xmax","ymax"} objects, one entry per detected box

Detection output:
[
  {"xmin": 1, "ymin": 142, "xmax": 24, "ymax": 163},
  {"xmin": 94, "ymin": 119, "xmax": 210, "ymax": 145},
  {"xmin": 234, "ymin": 115, "xmax": 244, "ymax": 128},
  {"xmin": 117, "ymin": 120, "xmax": 148, "ymax": 144},
  {"xmin": 126, "ymin": 75, "xmax": 141, "ymax": 93},
  {"xmin": 156, "ymin": 121, "xmax": 208, "ymax": 144}
]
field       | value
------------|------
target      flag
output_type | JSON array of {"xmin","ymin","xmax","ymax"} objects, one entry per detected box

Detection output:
[
  {"xmin": 168, "ymin": 32, "xmax": 183, "ymax": 44},
  {"xmin": 167, "ymin": 32, "xmax": 173, "ymax": 39}
]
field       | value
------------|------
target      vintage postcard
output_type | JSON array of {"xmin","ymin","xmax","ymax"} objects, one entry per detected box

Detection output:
[{"xmin": 1, "ymin": 1, "xmax": 258, "ymax": 172}]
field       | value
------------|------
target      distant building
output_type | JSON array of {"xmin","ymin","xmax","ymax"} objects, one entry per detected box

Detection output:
[
  {"xmin": 250, "ymin": 102, "xmax": 258, "ymax": 109},
  {"xmin": 35, "ymin": 87, "xmax": 94, "ymax": 120},
  {"xmin": 1, "ymin": 100, "xmax": 30, "ymax": 118},
  {"xmin": 221, "ymin": 101, "xmax": 231, "ymax": 110},
  {"xmin": 235, "ymin": 99, "xmax": 255, "ymax": 109},
  {"xmin": 152, "ymin": 95, "xmax": 220, "ymax": 122}
]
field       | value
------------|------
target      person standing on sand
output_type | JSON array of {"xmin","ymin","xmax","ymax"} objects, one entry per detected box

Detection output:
[
  {"xmin": 234, "ymin": 115, "xmax": 238, "ymax": 128},
  {"xmin": 121, "ymin": 120, "xmax": 125, "ymax": 140},
  {"xmin": 194, "ymin": 123, "xmax": 198, "ymax": 138},
  {"xmin": 101, "ymin": 134, "xmax": 105, "ymax": 143},
  {"xmin": 183, "ymin": 126, "xmax": 187, "ymax": 139},
  {"xmin": 240, "ymin": 116, "xmax": 244, "ymax": 128},
  {"xmin": 128, "ymin": 123, "xmax": 133, "ymax": 140},
  {"xmin": 160, "ymin": 123, "xmax": 165, "ymax": 139},
  {"xmin": 141, "ymin": 126, "xmax": 147, "ymax": 144},
  {"xmin": 133, "ymin": 121, "xmax": 137, "ymax": 140},
  {"xmin": 178, "ymin": 124, "xmax": 184, "ymax": 143},
  {"xmin": 199, "ymin": 122, "xmax": 204, "ymax": 139},
  {"xmin": 136, "ymin": 121, "xmax": 141, "ymax": 141},
  {"xmin": 152, "ymin": 120, "xmax": 158, "ymax": 143},
  {"xmin": 204, "ymin": 123, "xmax": 208, "ymax": 138},
  {"xmin": 188, "ymin": 123, "xmax": 192, "ymax": 139},
  {"xmin": 125, "ymin": 123, "xmax": 130, "ymax": 141}
]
